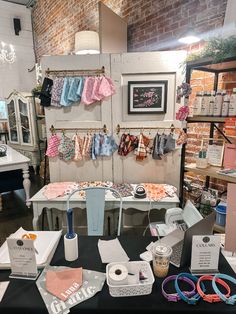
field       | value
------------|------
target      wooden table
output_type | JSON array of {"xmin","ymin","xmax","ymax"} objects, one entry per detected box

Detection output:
[
  {"xmin": 30, "ymin": 185, "xmax": 179, "ymax": 231},
  {"xmin": 0, "ymin": 144, "xmax": 31, "ymax": 210}
]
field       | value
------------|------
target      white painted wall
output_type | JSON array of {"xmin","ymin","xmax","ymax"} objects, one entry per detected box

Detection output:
[{"xmin": 0, "ymin": 0, "xmax": 36, "ymax": 99}]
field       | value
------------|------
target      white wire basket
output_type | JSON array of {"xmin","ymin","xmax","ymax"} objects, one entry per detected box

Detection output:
[{"xmin": 106, "ymin": 261, "xmax": 155, "ymax": 297}]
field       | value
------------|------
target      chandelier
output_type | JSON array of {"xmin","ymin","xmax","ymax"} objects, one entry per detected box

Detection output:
[{"xmin": 0, "ymin": 42, "xmax": 16, "ymax": 64}]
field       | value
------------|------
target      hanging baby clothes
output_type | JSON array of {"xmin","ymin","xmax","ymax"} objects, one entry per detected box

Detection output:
[
  {"xmin": 159, "ymin": 134, "xmax": 167, "ymax": 156},
  {"xmin": 81, "ymin": 77, "xmax": 96, "ymax": 105},
  {"xmin": 51, "ymin": 77, "xmax": 64, "ymax": 107},
  {"xmin": 135, "ymin": 133, "xmax": 150, "ymax": 161},
  {"xmin": 152, "ymin": 133, "xmax": 162, "ymax": 160},
  {"xmin": 118, "ymin": 133, "xmax": 127, "ymax": 156},
  {"xmin": 46, "ymin": 134, "xmax": 61, "ymax": 157},
  {"xmin": 39, "ymin": 77, "xmax": 53, "ymax": 107},
  {"xmin": 82, "ymin": 134, "xmax": 93, "ymax": 158},
  {"xmin": 123, "ymin": 134, "xmax": 139, "ymax": 156},
  {"xmin": 99, "ymin": 134, "xmax": 118, "ymax": 156},
  {"xmin": 164, "ymin": 133, "xmax": 175, "ymax": 153},
  {"xmin": 98, "ymin": 76, "xmax": 115, "ymax": 99},
  {"xmin": 68, "ymin": 77, "xmax": 81, "ymax": 102},
  {"xmin": 176, "ymin": 130, "xmax": 187, "ymax": 145},
  {"xmin": 60, "ymin": 77, "xmax": 73, "ymax": 107},
  {"xmin": 91, "ymin": 77, "xmax": 102, "ymax": 102},
  {"xmin": 118, "ymin": 133, "xmax": 138, "ymax": 156},
  {"xmin": 72, "ymin": 133, "xmax": 83, "ymax": 161},
  {"xmin": 77, "ymin": 77, "xmax": 85, "ymax": 100},
  {"xmin": 58, "ymin": 134, "xmax": 75, "ymax": 161}
]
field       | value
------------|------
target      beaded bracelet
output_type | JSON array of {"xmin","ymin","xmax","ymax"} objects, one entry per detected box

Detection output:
[
  {"xmin": 162, "ymin": 275, "xmax": 196, "ymax": 302},
  {"xmin": 196, "ymin": 275, "xmax": 231, "ymax": 303},
  {"xmin": 175, "ymin": 273, "xmax": 205, "ymax": 305},
  {"xmin": 212, "ymin": 274, "xmax": 236, "ymax": 305}
]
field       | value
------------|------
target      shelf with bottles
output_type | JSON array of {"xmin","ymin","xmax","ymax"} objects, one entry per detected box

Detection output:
[{"xmin": 191, "ymin": 87, "xmax": 236, "ymax": 119}]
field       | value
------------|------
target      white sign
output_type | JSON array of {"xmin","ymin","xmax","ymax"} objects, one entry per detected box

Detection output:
[
  {"xmin": 7, "ymin": 238, "xmax": 39, "ymax": 280},
  {"xmin": 190, "ymin": 235, "xmax": 221, "ymax": 275},
  {"xmin": 207, "ymin": 144, "xmax": 224, "ymax": 166}
]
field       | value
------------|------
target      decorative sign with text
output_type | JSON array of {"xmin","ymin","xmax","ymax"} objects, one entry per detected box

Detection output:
[
  {"xmin": 7, "ymin": 238, "xmax": 39, "ymax": 280},
  {"xmin": 190, "ymin": 235, "xmax": 221, "ymax": 275}
]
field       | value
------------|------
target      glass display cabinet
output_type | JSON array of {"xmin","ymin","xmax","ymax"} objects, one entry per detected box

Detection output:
[{"xmin": 6, "ymin": 91, "xmax": 45, "ymax": 171}]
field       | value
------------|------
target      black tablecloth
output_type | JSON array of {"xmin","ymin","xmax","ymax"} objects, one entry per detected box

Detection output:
[{"xmin": 0, "ymin": 236, "xmax": 235, "ymax": 314}]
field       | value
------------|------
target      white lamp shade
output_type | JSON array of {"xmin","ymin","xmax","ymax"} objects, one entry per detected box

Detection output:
[{"xmin": 75, "ymin": 31, "xmax": 100, "ymax": 55}]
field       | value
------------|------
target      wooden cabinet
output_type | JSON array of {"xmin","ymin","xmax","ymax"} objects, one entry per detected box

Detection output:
[{"xmin": 6, "ymin": 91, "xmax": 45, "ymax": 171}]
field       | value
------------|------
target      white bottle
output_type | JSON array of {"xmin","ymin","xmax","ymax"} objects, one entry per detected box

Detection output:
[
  {"xmin": 201, "ymin": 91, "xmax": 210, "ymax": 116},
  {"xmin": 221, "ymin": 92, "xmax": 230, "ymax": 117},
  {"xmin": 193, "ymin": 92, "xmax": 199, "ymax": 116},
  {"xmin": 193, "ymin": 92, "xmax": 201, "ymax": 116},
  {"xmin": 229, "ymin": 88, "xmax": 236, "ymax": 116},
  {"xmin": 213, "ymin": 90, "xmax": 223, "ymax": 116},
  {"xmin": 208, "ymin": 91, "xmax": 215, "ymax": 116}
]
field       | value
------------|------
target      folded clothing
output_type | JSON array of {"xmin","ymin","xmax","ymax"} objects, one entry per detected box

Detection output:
[{"xmin": 43, "ymin": 182, "xmax": 79, "ymax": 199}]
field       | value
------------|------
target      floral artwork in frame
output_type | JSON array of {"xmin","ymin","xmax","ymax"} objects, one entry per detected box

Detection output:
[{"xmin": 128, "ymin": 80, "xmax": 168, "ymax": 114}]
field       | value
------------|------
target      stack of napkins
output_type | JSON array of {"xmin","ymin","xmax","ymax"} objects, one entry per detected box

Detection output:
[
  {"xmin": 0, "ymin": 227, "xmax": 62, "ymax": 269},
  {"xmin": 98, "ymin": 238, "xmax": 130, "ymax": 263}
]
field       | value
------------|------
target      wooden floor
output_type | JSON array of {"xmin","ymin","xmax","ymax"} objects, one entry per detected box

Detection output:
[{"xmin": 0, "ymin": 172, "xmax": 45, "ymax": 245}]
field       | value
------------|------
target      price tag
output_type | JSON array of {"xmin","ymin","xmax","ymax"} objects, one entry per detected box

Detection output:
[
  {"xmin": 7, "ymin": 238, "xmax": 39, "ymax": 280},
  {"xmin": 190, "ymin": 235, "xmax": 221, "ymax": 275}
]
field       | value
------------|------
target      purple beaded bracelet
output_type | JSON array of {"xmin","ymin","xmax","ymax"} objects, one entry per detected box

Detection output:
[{"xmin": 162, "ymin": 275, "xmax": 196, "ymax": 302}]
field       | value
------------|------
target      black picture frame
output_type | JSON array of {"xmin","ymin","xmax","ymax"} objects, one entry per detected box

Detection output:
[{"xmin": 128, "ymin": 80, "xmax": 168, "ymax": 114}]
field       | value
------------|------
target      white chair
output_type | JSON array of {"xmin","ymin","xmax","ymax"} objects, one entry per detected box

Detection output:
[{"xmin": 66, "ymin": 186, "xmax": 123, "ymax": 236}]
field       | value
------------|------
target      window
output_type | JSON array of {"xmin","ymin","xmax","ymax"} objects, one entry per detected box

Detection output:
[{"xmin": 0, "ymin": 100, "xmax": 7, "ymax": 119}]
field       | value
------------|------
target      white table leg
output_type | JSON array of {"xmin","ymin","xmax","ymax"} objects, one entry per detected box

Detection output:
[
  {"xmin": 22, "ymin": 168, "xmax": 31, "ymax": 207},
  {"xmin": 46, "ymin": 208, "xmax": 53, "ymax": 230}
]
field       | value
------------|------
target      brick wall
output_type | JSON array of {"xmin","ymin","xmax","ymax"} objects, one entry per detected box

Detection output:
[{"xmin": 32, "ymin": 0, "xmax": 227, "ymax": 61}]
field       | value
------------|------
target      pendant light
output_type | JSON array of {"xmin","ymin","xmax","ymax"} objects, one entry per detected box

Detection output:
[
  {"xmin": 178, "ymin": 28, "xmax": 200, "ymax": 44},
  {"xmin": 74, "ymin": 31, "xmax": 100, "ymax": 55}
]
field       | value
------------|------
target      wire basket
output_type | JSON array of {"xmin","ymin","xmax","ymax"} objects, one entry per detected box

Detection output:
[{"xmin": 106, "ymin": 261, "xmax": 154, "ymax": 297}]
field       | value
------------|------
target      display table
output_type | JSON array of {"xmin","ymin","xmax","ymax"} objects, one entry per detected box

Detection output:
[
  {"xmin": 0, "ymin": 145, "xmax": 31, "ymax": 209},
  {"xmin": 0, "ymin": 236, "xmax": 235, "ymax": 314},
  {"xmin": 30, "ymin": 185, "xmax": 180, "ymax": 230}
]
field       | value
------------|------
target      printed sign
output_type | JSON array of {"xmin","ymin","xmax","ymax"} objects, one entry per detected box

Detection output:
[
  {"xmin": 190, "ymin": 235, "xmax": 221, "ymax": 275},
  {"xmin": 7, "ymin": 238, "xmax": 39, "ymax": 280}
]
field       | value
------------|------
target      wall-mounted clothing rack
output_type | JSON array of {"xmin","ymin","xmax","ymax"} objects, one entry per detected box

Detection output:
[
  {"xmin": 45, "ymin": 66, "xmax": 105, "ymax": 77},
  {"xmin": 50, "ymin": 124, "xmax": 108, "ymax": 134},
  {"xmin": 116, "ymin": 123, "xmax": 176, "ymax": 134}
]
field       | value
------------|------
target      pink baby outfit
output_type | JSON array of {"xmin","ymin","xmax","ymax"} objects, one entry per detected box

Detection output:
[
  {"xmin": 98, "ymin": 76, "xmax": 115, "ymax": 99},
  {"xmin": 46, "ymin": 134, "xmax": 61, "ymax": 157},
  {"xmin": 72, "ymin": 134, "xmax": 83, "ymax": 161},
  {"xmin": 81, "ymin": 77, "xmax": 96, "ymax": 105},
  {"xmin": 82, "ymin": 134, "xmax": 92, "ymax": 158},
  {"xmin": 91, "ymin": 77, "xmax": 102, "ymax": 102}
]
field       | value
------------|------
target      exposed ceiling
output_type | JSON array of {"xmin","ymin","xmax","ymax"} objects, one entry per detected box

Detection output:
[{"xmin": 2, "ymin": 0, "xmax": 36, "ymax": 7}]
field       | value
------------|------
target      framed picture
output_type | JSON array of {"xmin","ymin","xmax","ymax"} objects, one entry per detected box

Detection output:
[{"xmin": 128, "ymin": 80, "xmax": 168, "ymax": 114}]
